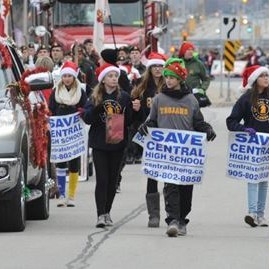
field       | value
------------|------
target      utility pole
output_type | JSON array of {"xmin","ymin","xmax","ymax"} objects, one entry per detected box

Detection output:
[{"xmin": 23, "ymin": 0, "xmax": 28, "ymax": 44}]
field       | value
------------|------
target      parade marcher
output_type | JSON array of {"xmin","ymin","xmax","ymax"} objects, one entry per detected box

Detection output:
[
  {"xmin": 49, "ymin": 61, "xmax": 87, "ymax": 207},
  {"xmin": 226, "ymin": 65, "xmax": 269, "ymax": 227},
  {"xmin": 178, "ymin": 42, "xmax": 211, "ymax": 107},
  {"xmin": 131, "ymin": 52, "xmax": 166, "ymax": 227},
  {"xmin": 20, "ymin": 45, "xmax": 29, "ymax": 68},
  {"xmin": 50, "ymin": 42, "xmax": 64, "ymax": 69},
  {"xmin": 36, "ymin": 44, "xmax": 50, "ymax": 59},
  {"xmin": 82, "ymin": 63, "xmax": 140, "ymax": 228},
  {"xmin": 129, "ymin": 46, "xmax": 146, "ymax": 75},
  {"xmin": 138, "ymin": 58, "xmax": 216, "ymax": 237},
  {"xmin": 83, "ymin": 38, "xmax": 100, "ymax": 67}
]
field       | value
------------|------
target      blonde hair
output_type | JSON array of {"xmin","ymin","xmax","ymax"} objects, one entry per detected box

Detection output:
[
  {"xmin": 58, "ymin": 77, "xmax": 79, "ymax": 90},
  {"xmin": 91, "ymin": 83, "xmax": 121, "ymax": 106},
  {"xmin": 35, "ymin": 56, "xmax": 54, "ymax": 72}
]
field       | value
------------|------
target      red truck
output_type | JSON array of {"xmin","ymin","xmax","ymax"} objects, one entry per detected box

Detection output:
[{"xmin": 31, "ymin": 0, "xmax": 168, "ymax": 54}]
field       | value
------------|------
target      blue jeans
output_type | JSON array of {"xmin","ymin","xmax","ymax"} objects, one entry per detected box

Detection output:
[{"xmin": 247, "ymin": 181, "xmax": 268, "ymax": 217}]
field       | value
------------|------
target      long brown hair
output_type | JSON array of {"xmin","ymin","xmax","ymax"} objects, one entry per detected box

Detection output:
[
  {"xmin": 250, "ymin": 81, "xmax": 269, "ymax": 105},
  {"xmin": 91, "ymin": 83, "xmax": 121, "ymax": 106},
  {"xmin": 131, "ymin": 67, "xmax": 165, "ymax": 99}
]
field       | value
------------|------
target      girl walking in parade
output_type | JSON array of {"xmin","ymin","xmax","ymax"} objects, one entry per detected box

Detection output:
[
  {"xmin": 138, "ymin": 58, "xmax": 216, "ymax": 237},
  {"xmin": 82, "ymin": 63, "xmax": 140, "ymax": 228},
  {"xmin": 49, "ymin": 61, "xmax": 87, "ymax": 207},
  {"xmin": 226, "ymin": 65, "xmax": 269, "ymax": 227},
  {"xmin": 131, "ymin": 52, "xmax": 166, "ymax": 228}
]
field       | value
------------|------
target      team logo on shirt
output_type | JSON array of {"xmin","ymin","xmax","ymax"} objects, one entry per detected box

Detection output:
[
  {"xmin": 252, "ymin": 99, "xmax": 269, "ymax": 121},
  {"xmin": 103, "ymin": 100, "xmax": 121, "ymax": 115}
]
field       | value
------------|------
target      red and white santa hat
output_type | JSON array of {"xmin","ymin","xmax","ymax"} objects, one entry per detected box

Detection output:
[
  {"xmin": 242, "ymin": 65, "xmax": 269, "ymax": 90},
  {"xmin": 146, "ymin": 52, "xmax": 167, "ymax": 68},
  {"xmin": 96, "ymin": 63, "xmax": 121, "ymax": 82},
  {"xmin": 60, "ymin": 61, "xmax": 79, "ymax": 78}
]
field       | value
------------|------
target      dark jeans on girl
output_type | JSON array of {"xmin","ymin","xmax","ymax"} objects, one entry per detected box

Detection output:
[{"xmin": 163, "ymin": 183, "xmax": 193, "ymax": 225}]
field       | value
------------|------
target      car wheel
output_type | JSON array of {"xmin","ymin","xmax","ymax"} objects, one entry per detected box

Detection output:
[
  {"xmin": 0, "ymin": 158, "xmax": 26, "ymax": 232},
  {"xmin": 26, "ymin": 167, "xmax": 49, "ymax": 220}
]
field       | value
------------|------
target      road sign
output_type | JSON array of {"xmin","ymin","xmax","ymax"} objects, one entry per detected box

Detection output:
[
  {"xmin": 224, "ymin": 40, "xmax": 236, "ymax": 71},
  {"xmin": 221, "ymin": 15, "xmax": 240, "ymax": 40}
]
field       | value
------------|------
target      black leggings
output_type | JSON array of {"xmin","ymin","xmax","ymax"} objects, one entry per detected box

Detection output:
[{"xmin": 93, "ymin": 148, "xmax": 124, "ymax": 216}]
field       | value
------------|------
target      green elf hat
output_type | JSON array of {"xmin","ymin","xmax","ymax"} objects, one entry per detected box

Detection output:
[{"xmin": 162, "ymin": 58, "xmax": 188, "ymax": 81}]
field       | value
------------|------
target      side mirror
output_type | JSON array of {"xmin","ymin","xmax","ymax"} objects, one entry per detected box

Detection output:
[{"xmin": 25, "ymin": 72, "xmax": 54, "ymax": 91}]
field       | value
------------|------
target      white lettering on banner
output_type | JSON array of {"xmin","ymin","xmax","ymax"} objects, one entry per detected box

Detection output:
[
  {"xmin": 226, "ymin": 132, "xmax": 269, "ymax": 183},
  {"xmin": 49, "ymin": 113, "xmax": 87, "ymax": 163},
  {"xmin": 141, "ymin": 128, "xmax": 207, "ymax": 185}
]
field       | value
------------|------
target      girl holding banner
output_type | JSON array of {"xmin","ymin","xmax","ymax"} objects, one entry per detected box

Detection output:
[
  {"xmin": 226, "ymin": 65, "xmax": 269, "ymax": 227},
  {"xmin": 49, "ymin": 61, "xmax": 87, "ymax": 207},
  {"xmin": 138, "ymin": 58, "xmax": 216, "ymax": 237},
  {"xmin": 82, "ymin": 63, "xmax": 139, "ymax": 228}
]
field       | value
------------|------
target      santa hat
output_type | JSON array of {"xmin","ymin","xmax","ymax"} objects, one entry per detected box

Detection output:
[
  {"xmin": 146, "ymin": 52, "xmax": 167, "ymax": 68},
  {"xmin": 60, "ymin": 61, "xmax": 79, "ymax": 78},
  {"xmin": 163, "ymin": 58, "xmax": 188, "ymax": 81},
  {"xmin": 96, "ymin": 63, "xmax": 121, "ymax": 82},
  {"xmin": 242, "ymin": 65, "xmax": 269, "ymax": 90},
  {"xmin": 178, "ymin": 42, "xmax": 195, "ymax": 57}
]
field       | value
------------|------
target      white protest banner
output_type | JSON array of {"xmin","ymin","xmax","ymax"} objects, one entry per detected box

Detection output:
[
  {"xmin": 49, "ymin": 113, "xmax": 87, "ymax": 163},
  {"xmin": 227, "ymin": 132, "xmax": 269, "ymax": 183},
  {"xmin": 142, "ymin": 128, "xmax": 207, "ymax": 185}
]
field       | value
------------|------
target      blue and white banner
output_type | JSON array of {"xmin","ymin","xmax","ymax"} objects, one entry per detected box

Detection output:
[
  {"xmin": 227, "ymin": 132, "xmax": 269, "ymax": 183},
  {"xmin": 132, "ymin": 131, "xmax": 145, "ymax": 147},
  {"xmin": 141, "ymin": 128, "xmax": 207, "ymax": 185},
  {"xmin": 49, "ymin": 113, "xmax": 87, "ymax": 163}
]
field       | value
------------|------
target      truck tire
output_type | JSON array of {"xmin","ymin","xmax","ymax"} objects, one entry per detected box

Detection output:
[
  {"xmin": 26, "ymin": 167, "xmax": 49, "ymax": 220},
  {"xmin": 0, "ymin": 158, "xmax": 26, "ymax": 232}
]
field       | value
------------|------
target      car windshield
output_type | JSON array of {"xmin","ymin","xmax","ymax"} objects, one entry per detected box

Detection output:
[{"xmin": 54, "ymin": 2, "xmax": 143, "ymax": 27}]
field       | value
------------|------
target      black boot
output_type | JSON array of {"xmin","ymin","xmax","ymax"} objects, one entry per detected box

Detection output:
[{"xmin": 146, "ymin": 192, "xmax": 160, "ymax": 228}]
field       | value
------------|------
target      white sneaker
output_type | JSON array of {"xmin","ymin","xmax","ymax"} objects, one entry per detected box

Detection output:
[
  {"xmin": 166, "ymin": 220, "xmax": 179, "ymax": 237},
  {"xmin": 257, "ymin": 216, "xmax": 269, "ymax": 227},
  {"xmin": 105, "ymin": 213, "xmax": 113, "ymax": 226},
  {"xmin": 96, "ymin": 214, "xmax": 106, "ymax": 228},
  {"xmin": 57, "ymin": 195, "xmax": 66, "ymax": 207},
  {"xmin": 244, "ymin": 214, "xmax": 258, "ymax": 227},
  {"xmin": 66, "ymin": 198, "xmax": 75, "ymax": 207}
]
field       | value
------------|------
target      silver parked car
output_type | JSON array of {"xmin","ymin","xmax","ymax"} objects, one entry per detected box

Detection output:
[{"xmin": 0, "ymin": 40, "xmax": 54, "ymax": 232}]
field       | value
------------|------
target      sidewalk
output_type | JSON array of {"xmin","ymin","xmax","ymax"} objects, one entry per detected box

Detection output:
[{"xmin": 207, "ymin": 77, "xmax": 241, "ymax": 107}]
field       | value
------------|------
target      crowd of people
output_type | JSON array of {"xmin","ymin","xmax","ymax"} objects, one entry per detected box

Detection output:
[{"xmin": 18, "ymin": 38, "xmax": 268, "ymax": 237}]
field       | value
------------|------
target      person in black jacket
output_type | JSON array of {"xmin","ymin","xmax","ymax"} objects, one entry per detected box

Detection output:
[
  {"xmin": 49, "ymin": 61, "xmax": 87, "ymax": 207},
  {"xmin": 130, "ymin": 52, "xmax": 166, "ymax": 228},
  {"xmin": 226, "ymin": 65, "xmax": 269, "ymax": 227},
  {"xmin": 82, "ymin": 63, "xmax": 140, "ymax": 228}
]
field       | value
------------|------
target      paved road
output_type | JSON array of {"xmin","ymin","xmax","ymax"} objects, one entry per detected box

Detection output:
[{"xmin": 0, "ymin": 79, "xmax": 268, "ymax": 269}]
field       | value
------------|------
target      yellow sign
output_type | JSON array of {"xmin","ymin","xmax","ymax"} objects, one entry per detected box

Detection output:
[{"xmin": 224, "ymin": 40, "xmax": 235, "ymax": 72}]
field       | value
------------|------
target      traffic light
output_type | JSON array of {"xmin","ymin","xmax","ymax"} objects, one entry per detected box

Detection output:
[{"xmin": 182, "ymin": 31, "xmax": 188, "ymax": 41}]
